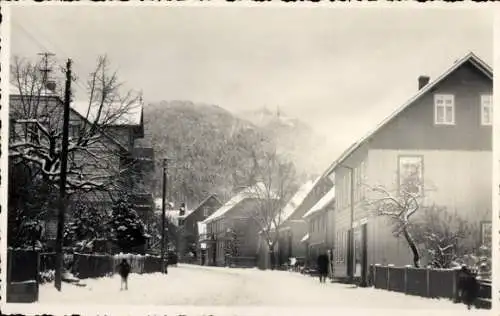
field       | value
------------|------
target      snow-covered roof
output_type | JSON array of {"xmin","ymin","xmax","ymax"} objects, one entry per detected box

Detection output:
[
  {"xmin": 300, "ymin": 233, "xmax": 309, "ymax": 243},
  {"xmin": 303, "ymin": 186, "xmax": 335, "ymax": 219},
  {"xmin": 202, "ymin": 182, "xmax": 270, "ymax": 224},
  {"xmin": 71, "ymin": 100, "xmax": 143, "ymax": 126},
  {"xmin": 322, "ymin": 52, "xmax": 492, "ymax": 178},
  {"xmin": 183, "ymin": 194, "xmax": 222, "ymax": 221},
  {"xmin": 10, "ymin": 82, "xmax": 143, "ymax": 126},
  {"xmin": 10, "ymin": 83, "xmax": 58, "ymax": 97},
  {"xmin": 270, "ymin": 176, "xmax": 321, "ymax": 230}
]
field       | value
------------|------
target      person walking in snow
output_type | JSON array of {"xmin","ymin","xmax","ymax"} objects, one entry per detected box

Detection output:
[
  {"xmin": 317, "ymin": 252, "xmax": 329, "ymax": 283},
  {"xmin": 457, "ymin": 265, "xmax": 479, "ymax": 310},
  {"xmin": 117, "ymin": 258, "xmax": 131, "ymax": 291}
]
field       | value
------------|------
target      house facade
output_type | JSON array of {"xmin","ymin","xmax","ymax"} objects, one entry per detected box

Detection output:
[
  {"xmin": 202, "ymin": 184, "xmax": 268, "ymax": 267},
  {"xmin": 8, "ymin": 85, "xmax": 154, "ymax": 252},
  {"xmin": 256, "ymin": 176, "xmax": 334, "ymax": 269},
  {"xmin": 276, "ymin": 176, "xmax": 333, "ymax": 265},
  {"xmin": 324, "ymin": 52, "xmax": 492, "ymax": 284},
  {"xmin": 177, "ymin": 194, "xmax": 222, "ymax": 262},
  {"xmin": 302, "ymin": 185, "xmax": 335, "ymax": 267}
]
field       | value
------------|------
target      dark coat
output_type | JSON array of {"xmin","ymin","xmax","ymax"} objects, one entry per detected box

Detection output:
[
  {"xmin": 317, "ymin": 254, "xmax": 329, "ymax": 274},
  {"xmin": 457, "ymin": 267, "xmax": 479, "ymax": 306},
  {"xmin": 118, "ymin": 260, "xmax": 131, "ymax": 278}
]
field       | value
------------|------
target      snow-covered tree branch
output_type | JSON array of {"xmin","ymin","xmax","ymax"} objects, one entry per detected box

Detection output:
[
  {"xmin": 237, "ymin": 148, "xmax": 299, "ymax": 268},
  {"xmin": 9, "ymin": 55, "xmax": 142, "ymax": 197},
  {"xmin": 365, "ymin": 170, "xmax": 425, "ymax": 268}
]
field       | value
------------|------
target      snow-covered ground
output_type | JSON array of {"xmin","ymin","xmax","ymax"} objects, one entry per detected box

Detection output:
[{"xmin": 33, "ymin": 264, "xmax": 474, "ymax": 309}]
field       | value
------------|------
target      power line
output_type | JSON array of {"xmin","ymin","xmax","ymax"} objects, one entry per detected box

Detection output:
[{"xmin": 13, "ymin": 21, "xmax": 89, "ymax": 95}]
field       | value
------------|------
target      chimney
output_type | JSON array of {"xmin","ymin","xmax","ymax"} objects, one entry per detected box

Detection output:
[{"xmin": 418, "ymin": 76, "xmax": 430, "ymax": 90}]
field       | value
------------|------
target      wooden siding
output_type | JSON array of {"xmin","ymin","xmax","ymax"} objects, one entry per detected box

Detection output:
[
  {"xmin": 369, "ymin": 61, "xmax": 492, "ymax": 151},
  {"xmin": 368, "ymin": 149, "xmax": 492, "ymax": 224}
]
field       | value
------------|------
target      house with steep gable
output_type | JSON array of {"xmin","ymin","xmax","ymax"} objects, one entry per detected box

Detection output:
[
  {"xmin": 323, "ymin": 52, "xmax": 492, "ymax": 285},
  {"xmin": 202, "ymin": 183, "xmax": 272, "ymax": 267},
  {"xmin": 9, "ymin": 84, "xmax": 154, "ymax": 251},
  {"xmin": 176, "ymin": 194, "xmax": 222, "ymax": 262}
]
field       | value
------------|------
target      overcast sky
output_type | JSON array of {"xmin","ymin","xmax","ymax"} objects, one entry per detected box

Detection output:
[{"xmin": 9, "ymin": 6, "xmax": 493, "ymax": 162}]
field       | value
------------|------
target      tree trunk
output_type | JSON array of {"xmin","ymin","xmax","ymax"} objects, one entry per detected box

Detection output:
[
  {"xmin": 402, "ymin": 227, "xmax": 420, "ymax": 268},
  {"xmin": 269, "ymin": 249, "xmax": 275, "ymax": 270}
]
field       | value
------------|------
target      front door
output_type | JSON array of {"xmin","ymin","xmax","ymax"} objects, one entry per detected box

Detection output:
[{"xmin": 352, "ymin": 223, "xmax": 368, "ymax": 285}]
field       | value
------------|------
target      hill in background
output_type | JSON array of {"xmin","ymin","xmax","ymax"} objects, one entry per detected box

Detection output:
[{"xmin": 137, "ymin": 101, "xmax": 331, "ymax": 208}]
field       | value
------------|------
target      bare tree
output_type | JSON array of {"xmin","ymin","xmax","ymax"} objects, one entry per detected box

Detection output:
[
  {"xmin": 366, "ymin": 171, "xmax": 426, "ymax": 268},
  {"xmin": 9, "ymin": 55, "xmax": 142, "ymax": 197},
  {"xmin": 411, "ymin": 205, "xmax": 476, "ymax": 269},
  {"xmin": 241, "ymin": 149, "xmax": 299, "ymax": 269}
]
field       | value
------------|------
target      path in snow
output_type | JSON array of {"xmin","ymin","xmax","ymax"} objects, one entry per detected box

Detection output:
[{"xmin": 38, "ymin": 264, "xmax": 468, "ymax": 308}]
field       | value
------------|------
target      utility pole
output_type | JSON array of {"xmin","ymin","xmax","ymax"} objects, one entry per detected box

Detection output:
[
  {"xmin": 54, "ymin": 59, "xmax": 72, "ymax": 291},
  {"xmin": 349, "ymin": 167, "xmax": 355, "ymax": 284},
  {"xmin": 161, "ymin": 158, "xmax": 171, "ymax": 274},
  {"xmin": 38, "ymin": 52, "xmax": 55, "ymax": 91},
  {"xmin": 38, "ymin": 52, "xmax": 55, "ymax": 81}
]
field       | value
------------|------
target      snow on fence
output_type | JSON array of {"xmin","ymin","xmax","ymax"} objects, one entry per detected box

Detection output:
[
  {"xmin": 368, "ymin": 264, "xmax": 491, "ymax": 309},
  {"xmin": 8, "ymin": 249, "xmax": 164, "ymax": 281},
  {"xmin": 73, "ymin": 253, "xmax": 114, "ymax": 279},
  {"xmin": 73, "ymin": 253, "xmax": 163, "ymax": 279}
]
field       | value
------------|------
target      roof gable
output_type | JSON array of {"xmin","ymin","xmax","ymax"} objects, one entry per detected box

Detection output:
[
  {"xmin": 323, "ymin": 52, "xmax": 492, "ymax": 177},
  {"xmin": 183, "ymin": 194, "xmax": 222, "ymax": 221},
  {"xmin": 271, "ymin": 177, "xmax": 320, "ymax": 230},
  {"xmin": 202, "ymin": 182, "xmax": 273, "ymax": 224},
  {"xmin": 9, "ymin": 87, "xmax": 129, "ymax": 153},
  {"xmin": 71, "ymin": 100, "xmax": 143, "ymax": 127}
]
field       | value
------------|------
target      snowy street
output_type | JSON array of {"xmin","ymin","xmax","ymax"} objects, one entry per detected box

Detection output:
[{"xmin": 39, "ymin": 264, "xmax": 468, "ymax": 309}]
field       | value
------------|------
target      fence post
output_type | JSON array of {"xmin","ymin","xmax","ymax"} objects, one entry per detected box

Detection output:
[
  {"xmin": 452, "ymin": 269, "xmax": 458, "ymax": 302},
  {"xmin": 426, "ymin": 268, "xmax": 430, "ymax": 297},
  {"xmin": 36, "ymin": 251, "xmax": 40, "ymax": 301},
  {"xmin": 404, "ymin": 265, "xmax": 409, "ymax": 294},
  {"xmin": 387, "ymin": 264, "xmax": 392, "ymax": 290}
]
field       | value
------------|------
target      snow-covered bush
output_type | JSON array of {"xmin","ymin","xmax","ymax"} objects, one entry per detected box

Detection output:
[
  {"xmin": 453, "ymin": 244, "xmax": 491, "ymax": 280},
  {"xmin": 64, "ymin": 200, "xmax": 109, "ymax": 250},
  {"xmin": 109, "ymin": 199, "xmax": 147, "ymax": 253},
  {"xmin": 411, "ymin": 206, "xmax": 476, "ymax": 269},
  {"xmin": 39, "ymin": 269, "xmax": 55, "ymax": 284}
]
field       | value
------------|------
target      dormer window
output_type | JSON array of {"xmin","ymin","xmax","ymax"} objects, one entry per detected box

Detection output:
[
  {"xmin": 481, "ymin": 94, "xmax": 492, "ymax": 126},
  {"xmin": 434, "ymin": 94, "xmax": 455, "ymax": 125}
]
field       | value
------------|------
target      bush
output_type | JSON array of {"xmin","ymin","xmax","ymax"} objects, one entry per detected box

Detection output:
[{"xmin": 39, "ymin": 269, "xmax": 55, "ymax": 284}]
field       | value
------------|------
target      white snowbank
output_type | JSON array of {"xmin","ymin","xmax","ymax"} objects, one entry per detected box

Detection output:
[{"xmin": 33, "ymin": 264, "xmax": 479, "ymax": 310}]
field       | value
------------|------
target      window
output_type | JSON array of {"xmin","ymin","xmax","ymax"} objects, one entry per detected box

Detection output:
[
  {"xmin": 346, "ymin": 173, "xmax": 352, "ymax": 206},
  {"xmin": 398, "ymin": 156, "xmax": 424, "ymax": 196},
  {"xmin": 69, "ymin": 121, "xmax": 81, "ymax": 138},
  {"xmin": 481, "ymin": 94, "xmax": 492, "ymax": 126},
  {"xmin": 203, "ymin": 207, "xmax": 209, "ymax": 217},
  {"xmin": 9, "ymin": 119, "xmax": 17, "ymax": 141},
  {"xmin": 353, "ymin": 168, "xmax": 358, "ymax": 202},
  {"xmin": 480, "ymin": 221, "xmax": 492, "ymax": 247},
  {"xmin": 334, "ymin": 232, "xmax": 339, "ymax": 263},
  {"xmin": 434, "ymin": 94, "xmax": 455, "ymax": 125},
  {"xmin": 25, "ymin": 122, "xmax": 38, "ymax": 143}
]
